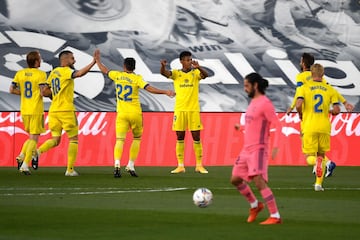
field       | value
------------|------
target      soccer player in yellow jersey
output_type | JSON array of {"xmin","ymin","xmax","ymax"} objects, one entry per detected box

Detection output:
[
  {"xmin": 94, "ymin": 50, "xmax": 175, "ymax": 178},
  {"xmin": 287, "ymin": 52, "xmax": 353, "ymax": 178},
  {"xmin": 9, "ymin": 51, "xmax": 47, "ymax": 175},
  {"xmin": 296, "ymin": 63, "xmax": 341, "ymax": 191},
  {"xmin": 287, "ymin": 53, "xmax": 353, "ymax": 113},
  {"xmin": 36, "ymin": 50, "xmax": 96, "ymax": 176},
  {"xmin": 160, "ymin": 51, "xmax": 209, "ymax": 174}
]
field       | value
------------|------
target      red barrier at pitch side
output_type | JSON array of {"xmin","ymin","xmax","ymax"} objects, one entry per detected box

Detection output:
[{"xmin": 0, "ymin": 112, "xmax": 359, "ymax": 167}]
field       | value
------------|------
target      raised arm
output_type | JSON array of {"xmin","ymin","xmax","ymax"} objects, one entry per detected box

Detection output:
[
  {"xmin": 72, "ymin": 52, "xmax": 96, "ymax": 78},
  {"xmin": 94, "ymin": 49, "xmax": 110, "ymax": 75},
  {"xmin": 192, "ymin": 60, "xmax": 208, "ymax": 79},
  {"xmin": 160, "ymin": 59, "xmax": 172, "ymax": 78}
]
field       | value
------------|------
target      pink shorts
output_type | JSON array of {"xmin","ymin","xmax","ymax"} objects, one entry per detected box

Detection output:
[{"xmin": 232, "ymin": 147, "xmax": 268, "ymax": 182}]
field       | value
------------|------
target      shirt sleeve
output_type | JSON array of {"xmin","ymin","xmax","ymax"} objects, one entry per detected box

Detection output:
[
  {"xmin": 170, "ymin": 70, "xmax": 177, "ymax": 80},
  {"xmin": 46, "ymin": 72, "xmax": 52, "ymax": 86},
  {"xmin": 71, "ymin": 70, "xmax": 77, "ymax": 79},
  {"xmin": 194, "ymin": 68, "xmax": 202, "ymax": 81},
  {"xmin": 63, "ymin": 67, "xmax": 74, "ymax": 79},
  {"xmin": 336, "ymin": 91, "xmax": 346, "ymax": 104},
  {"xmin": 296, "ymin": 85, "xmax": 305, "ymax": 99},
  {"xmin": 137, "ymin": 75, "xmax": 149, "ymax": 89},
  {"xmin": 295, "ymin": 73, "xmax": 304, "ymax": 87},
  {"xmin": 324, "ymin": 78, "xmax": 345, "ymax": 103},
  {"xmin": 290, "ymin": 88, "xmax": 300, "ymax": 109},
  {"xmin": 12, "ymin": 71, "xmax": 20, "ymax": 85},
  {"xmin": 331, "ymin": 87, "xmax": 340, "ymax": 105},
  {"xmin": 264, "ymin": 100, "xmax": 283, "ymax": 149},
  {"xmin": 107, "ymin": 70, "xmax": 116, "ymax": 81},
  {"xmin": 38, "ymin": 71, "xmax": 47, "ymax": 85}
]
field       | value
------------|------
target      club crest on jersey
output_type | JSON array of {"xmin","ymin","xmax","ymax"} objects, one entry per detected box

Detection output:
[{"xmin": 61, "ymin": 0, "xmax": 130, "ymax": 21}]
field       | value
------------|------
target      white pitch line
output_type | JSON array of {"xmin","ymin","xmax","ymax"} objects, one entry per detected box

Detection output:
[
  {"xmin": 1, "ymin": 187, "xmax": 360, "ymax": 191},
  {"xmin": 0, "ymin": 187, "xmax": 183, "ymax": 191},
  {"xmin": 0, "ymin": 187, "xmax": 188, "ymax": 197},
  {"xmin": 1, "ymin": 186, "xmax": 360, "ymax": 197}
]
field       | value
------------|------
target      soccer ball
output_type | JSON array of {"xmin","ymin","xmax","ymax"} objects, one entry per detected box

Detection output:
[{"xmin": 193, "ymin": 188, "xmax": 213, "ymax": 208}]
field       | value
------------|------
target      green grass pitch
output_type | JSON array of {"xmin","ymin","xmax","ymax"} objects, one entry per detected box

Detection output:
[{"xmin": 0, "ymin": 166, "xmax": 359, "ymax": 240}]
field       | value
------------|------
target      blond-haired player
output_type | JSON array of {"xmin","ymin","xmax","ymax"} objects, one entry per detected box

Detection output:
[
  {"xmin": 296, "ymin": 63, "xmax": 341, "ymax": 191},
  {"xmin": 287, "ymin": 52, "xmax": 353, "ymax": 178},
  {"xmin": 9, "ymin": 51, "xmax": 47, "ymax": 175},
  {"xmin": 36, "ymin": 50, "xmax": 96, "ymax": 176},
  {"xmin": 160, "ymin": 51, "xmax": 209, "ymax": 174}
]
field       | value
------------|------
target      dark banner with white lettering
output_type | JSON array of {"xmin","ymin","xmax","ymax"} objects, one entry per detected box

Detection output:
[{"xmin": 0, "ymin": 0, "xmax": 359, "ymax": 112}]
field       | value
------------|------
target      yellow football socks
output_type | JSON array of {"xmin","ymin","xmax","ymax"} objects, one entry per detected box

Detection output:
[
  {"xmin": 24, "ymin": 139, "xmax": 37, "ymax": 165},
  {"xmin": 176, "ymin": 140, "xmax": 185, "ymax": 166},
  {"xmin": 114, "ymin": 138, "xmax": 125, "ymax": 164},
  {"xmin": 306, "ymin": 155, "xmax": 316, "ymax": 165},
  {"xmin": 193, "ymin": 140, "xmax": 203, "ymax": 166},
  {"xmin": 38, "ymin": 139, "xmax": 58, "ymax": 154},
  {"xmin": 129, "ymin": 138, "xmax": 141, "ymax": 162},
  {"xmin": 20, "ymin": 139, "xmax": 30, "ymax": 158},
  {"xmin": 67, "ymin": 140, "xmax": 78, "ymax": 172}
]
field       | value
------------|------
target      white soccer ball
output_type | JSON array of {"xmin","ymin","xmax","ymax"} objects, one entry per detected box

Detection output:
[{"xmin": 193, "ymin": 188, "xmax": 213, "ymax": 208}]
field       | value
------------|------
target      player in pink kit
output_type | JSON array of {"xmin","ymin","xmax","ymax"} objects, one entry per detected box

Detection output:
[{"xmin": 231, "ymin": 72, "xmax": 282, "ymax": 225}]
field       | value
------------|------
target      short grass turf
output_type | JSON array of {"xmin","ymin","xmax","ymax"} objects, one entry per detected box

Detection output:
[{"xmin": 0, "ymin": 166, "xmax": 359, "ymax": 240}]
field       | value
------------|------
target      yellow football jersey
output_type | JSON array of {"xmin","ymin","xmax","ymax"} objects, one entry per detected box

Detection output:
[
  {"xmin": 47, "ymin": 67, "xmax": 76, "ymax": 112},
  {"xmin": 12, "ymin": 68, "xmax": 47, "ymax": 115},
  {"xmin": 108, "ymin": 70, "xmax": 149, "ymax": 114},
  {"xmin": 297, "ymin": 80, "xmax": 339, "ymax": 134},
  {"xmin": 296, "ymin": 71, "xmax": 312, "ymax": 87},
  {"xmin": 291, "ymin": 71, "xmax": 345, "ymax": 109},
  {"xmin": 171, "ymin": 69, "xmax": 202, "ymax": 111}
]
